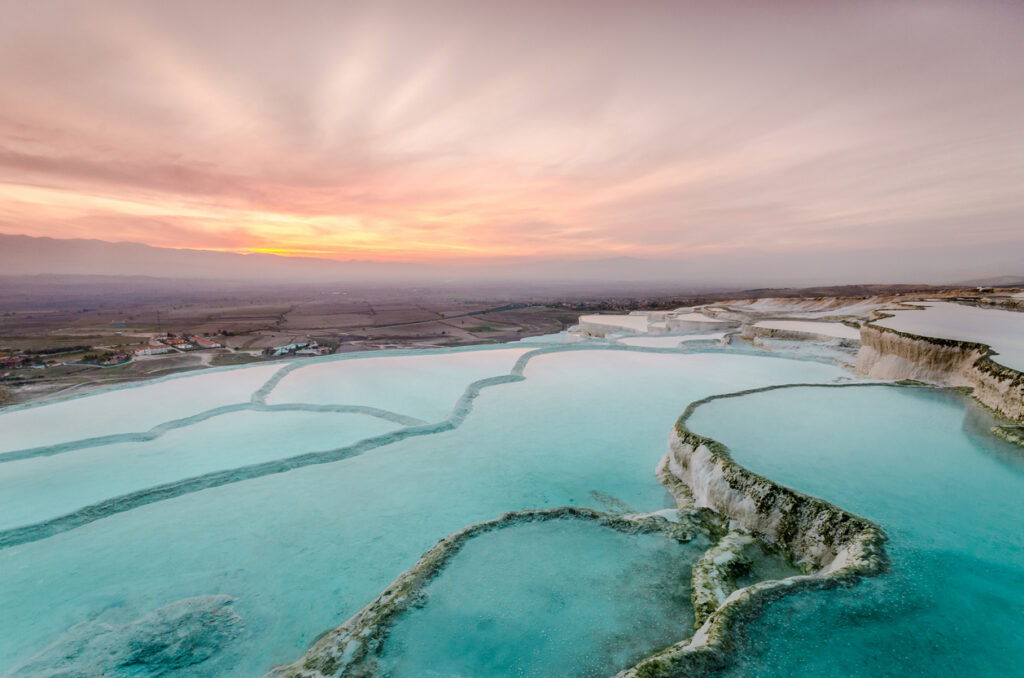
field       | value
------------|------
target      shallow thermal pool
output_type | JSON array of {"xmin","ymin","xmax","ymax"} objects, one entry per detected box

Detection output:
[
  {"xmin": 265, "ymin": 347, "xmax": 532, "ymax": 421},
  {"xmin": 0, "ymin": 363, "xmax": 284, "ymax": 454},
  {"xmin": 377, "ymin": 519, "xmax": 704, "ymax": 678},
  {"xmin": 0, "ymin": 409, "xmax": 399, "ymax": 531},
  {"xmin": 873, "ymin": 301, "xmax": 1024, "ymax": 371},
  {"xmin": 687, "ymin": 385, "xmax": 1024, "ymax": 677},
  {"xmin": 0, "ymin": 342, "xmax": 846, "ymax": 676}
]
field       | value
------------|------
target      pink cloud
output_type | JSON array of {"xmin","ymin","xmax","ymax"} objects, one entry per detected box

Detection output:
[{"xmin": 0, "ymin": 0, "xmax": 1021, "ymax": 269}]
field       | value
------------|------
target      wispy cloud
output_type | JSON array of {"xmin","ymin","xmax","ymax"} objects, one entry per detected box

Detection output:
[{"xmin": 0, "ymin": 0, "xmax": 1022, "ymax": 276}]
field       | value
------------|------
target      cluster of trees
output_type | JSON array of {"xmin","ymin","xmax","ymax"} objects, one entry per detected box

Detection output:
[
  {"xmin": 78, "ymin": 351, "xmax": 126, "ymax": 365},
  {"xmin": 23, "ymin": 345, "xmax": 92, "ymax": 355}
]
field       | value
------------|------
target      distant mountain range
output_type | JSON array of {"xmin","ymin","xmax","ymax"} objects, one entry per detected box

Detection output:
[
  {"xmin": 953, "ymin": 275, "xmax": 1024, "ymax": 287},
  {"xmin": 0, "ymin": 233, "xmax": 425, "ymax": 282},
  {"xmin": 1, "ymin": 232, "xmax": 1021, "ymax": 288},
  {"xmin": 0, "ymin": 233, "xmax": 719, "ymax": 286}
]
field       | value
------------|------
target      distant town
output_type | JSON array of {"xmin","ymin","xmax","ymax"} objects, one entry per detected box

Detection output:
[{"xmin": 3, "ymin": 276, "xmax": 1006, "ymax": 407}]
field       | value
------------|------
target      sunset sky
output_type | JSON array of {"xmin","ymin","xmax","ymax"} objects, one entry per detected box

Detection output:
[{"xmin": 1, "ymin": 0, "xmax": 1023, "ymax": 270}]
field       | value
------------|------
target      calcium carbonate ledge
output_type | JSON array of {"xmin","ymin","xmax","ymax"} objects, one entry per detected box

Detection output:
[
  {"xmin": 739, "ymin": 320, "xmax": 860, "ymax": 348},
  {"xmin": 615, "ymin": 382, "xmax": 892, "ymax": 678},
  {"xmin": 689, "ymin": 530, "xmax": 772, "ymax": 629},
  {"xmin": 858, "ymin": 314, "xmax": 1024, "ymax": 425},
  {"xmin": 1, "ymin": 336, "xmax": 846, "ymax": 467},
  {"xmin": 0, "ymin": 340, "xmax": 627, "ymax": 464},
  {"xmin": 0, "ymin": 339, "xmax": 550, "ymax": 416},
  {"xmin": 0, "ymin": 402, "xmax": 426, "ymax": 464},
  {"xmin": 264, "ymin": 506, "xmax": 721, "ymax": 678},
  {"xmin": 0, "ymin": 342, "xmax": 811, "ymax": 550},
  {"xmin": 268, "ymin": 383, "xmax": 904, "ymax": 678}
]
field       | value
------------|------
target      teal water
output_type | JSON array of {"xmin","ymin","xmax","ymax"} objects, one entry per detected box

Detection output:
[
  {"xmin": 0, "ymin": 344, "xmax": 845, "ymax": 676},
  {"xmin": 687, "ymin": 386, "xmax": 1024, "ymax": 677},
  {"xmin": 378, "ymin": 520, "xmax": 703, "ymax": 677},
  {"xmin": 0, "ymin": 410, "xmax": 398, "ymax": 530},
  {"xmin": 265, "ymin": 347, "xmax": 532, "ymax": 420},
  {"xmin": 0, "ymin": 363, "xmax": 283, "ymax": 453}
]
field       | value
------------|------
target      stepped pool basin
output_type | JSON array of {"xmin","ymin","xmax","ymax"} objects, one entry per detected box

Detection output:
[
  {"xmin": 264, "ymin": 347, "xmax": 533, "ymax": 421},
  {"xmin": 686, "ymin": 385, "xmax": 1024, "ymax": 677},
  {"xmin": 0, "ymin": 409, "xmax": 400, "ymax": 531},
  {"xmin": 0, "ymin": 363, "xmax": 284, "ymax": 454},
  {"xmin": 0, "ymin": 343, "xmax": 846, "ymax": 676},
  {"xmin": 377, "ymin": 519, "xmax": 705, "ymax": 678},
  {"xmin": 5, "ymin": 330, "xmax": 1019, "ymax": 677},
  {"xmin": 873, "ymin": 301, "xmax": 1024, "ymax": 371}
]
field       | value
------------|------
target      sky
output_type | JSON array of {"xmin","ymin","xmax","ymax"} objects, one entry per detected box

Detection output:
[{"xmin": 1, "ymin": 0, "xmax": 1022, "ymax": 279}]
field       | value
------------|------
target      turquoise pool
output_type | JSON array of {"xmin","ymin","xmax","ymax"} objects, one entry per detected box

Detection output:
[
  {"xmin": 378, "ymin": 519, "xmax": 704, "ymax": 678},
  {"xmin": 687, "ymin": 385, "xmax": 1024, "ymax": 677},
  {"xmin": 0, "ymin": 343, "xmax": 845, "ymax": 676}
]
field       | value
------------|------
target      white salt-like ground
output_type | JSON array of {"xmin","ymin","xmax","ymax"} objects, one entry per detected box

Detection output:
[
  {"xmin": 265, "ymin": 348, "xmax": 532, "ymax": 421},
  {"xmin": 719, "ymin": 297, "xmax": 888, "ymax": 319},
  {"xmin": 618, "ymin": 333, "xmax": 727, "ymax": 348},
  {"xmin": 753, "ymin": 320, "xmax": 860, "ymax": 340},
  {"xmin": 517, "ymin": 332, "xmax": 583, "ymax": 344},
  {"xmin": 578, "ymin": 314, "xmax": 649, "ymax": 332},
  {"xmin": 671, "ymin": 312, "xmax": 731, "ymax": 324},
  {"xmin": 874, "ymin": 302, "xmax": 1024, "ymax": 371},
  {"xmin": 0, "ymin": 364, "xmax": 284, "ymax": 454}
]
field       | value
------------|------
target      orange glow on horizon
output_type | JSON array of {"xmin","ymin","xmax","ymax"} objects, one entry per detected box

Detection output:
[{"xmin": 1, "ymin": 2, "xmax": 1022, "ymax": 270}]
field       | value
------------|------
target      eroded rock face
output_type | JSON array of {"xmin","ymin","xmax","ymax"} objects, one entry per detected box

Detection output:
[
  {"xmin": 610, "ymin": 388, "xmax": 889, "ymax": 678},
  {"xmin": 665, "ymin": 429, "xmax": 884, "ymax": 575},
  {"xmin": 9, "ymin": 595, "xmax": 243, "ymax": 677},
  {"xmin": 690, "ymin": 531, "xmax": 759, "ymax": 627},
  {"xmin": 858, "ymin": 324, "xmax": 1024, "ymax": 423},
  {"xmin": 740, "ymin": 323, "xmax": 859, "ymax": 347}
]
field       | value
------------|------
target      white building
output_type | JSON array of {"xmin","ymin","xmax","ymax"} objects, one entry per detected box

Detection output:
[{"xmin": 135, "ymin": 344, "xmax": 173, "ymax": 356}]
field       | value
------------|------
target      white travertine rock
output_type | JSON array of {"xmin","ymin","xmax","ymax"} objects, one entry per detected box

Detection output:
[{"xmin": 857, "ymin": 324, "xmax": 1024, "ymax": 423}]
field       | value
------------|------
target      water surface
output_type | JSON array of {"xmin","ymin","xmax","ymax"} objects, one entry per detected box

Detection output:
[
  {"xmin": 379, "ymin": 520, "xmax": 703, "ymax": 677},
  {"xmin": 0, "ymin": 346, "xmax": 845, "ymax": 676},
  {"xmin": 688, "ymin": 385, "xmax": 1024, "ymax": 677}
]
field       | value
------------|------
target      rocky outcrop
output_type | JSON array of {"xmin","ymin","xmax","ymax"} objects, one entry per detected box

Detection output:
[
  {"xmin": 619, "ymin": 375, "xmax": 1020, "ymax": 678},
  {"xmin": 663, "ymin": 425, "xmax": 882, "ymax": 573},
  {"xmin": 857, "ymin": 323, "xmax": 1024, "ymax": 423},
  {"xmin": 614, "ymin": 385, "xmax": 888, "ymax": 678},
  {"xmin": 689, "ymin": 531, "xmax": 761, "ymax": 628}
]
